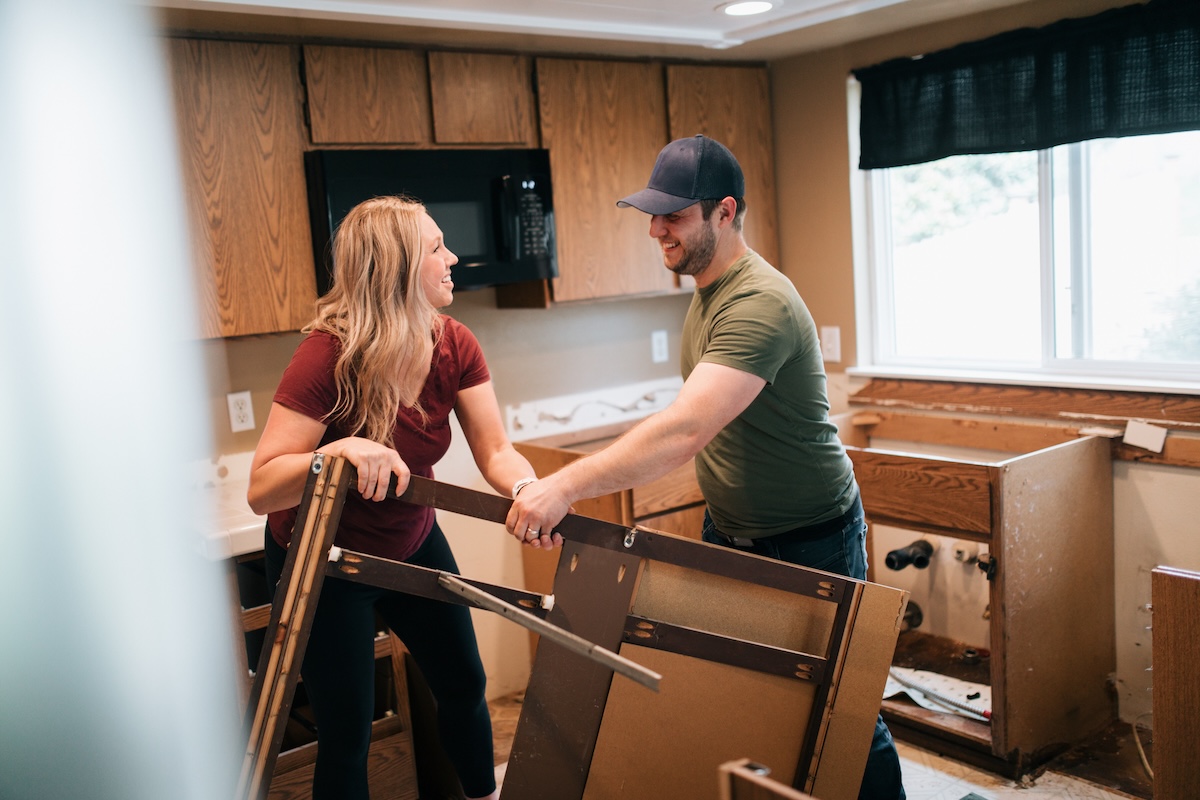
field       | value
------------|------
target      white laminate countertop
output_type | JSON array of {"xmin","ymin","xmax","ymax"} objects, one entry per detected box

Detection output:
[{"xmin": 192, "ymin": 452, "xmax": 266, "ymax": 560}]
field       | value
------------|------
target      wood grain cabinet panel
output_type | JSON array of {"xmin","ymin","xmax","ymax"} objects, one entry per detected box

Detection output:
[
  {"xmin": 667, "ymin": 64, "xmax": 780, "ymax": 268},
  {"xmin": 1152, "ymin": 566, "xmax": 1200, "ymax": 799},
  {"xmin": 428, "ymin": 51, "xmax": 537, "ymax": 145},
  {"xmin": 303, "ymin": 45, "xmax": 430, "ymax": 144},
  {"xmin": 168, "ymin": 38, "xmax": 317, "ymax": 338},
  {"xmin": 535, "ymin": 58, "xmax": 677, "ymax": 302}
]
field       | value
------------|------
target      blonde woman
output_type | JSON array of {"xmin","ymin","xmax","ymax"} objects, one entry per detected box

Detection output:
[{"xmin": 249, "ymin": 196, "xmax": 552, "ymax": 800}]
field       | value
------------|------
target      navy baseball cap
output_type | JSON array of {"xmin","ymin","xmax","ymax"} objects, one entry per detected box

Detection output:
[{"xmin": 617, "ymin": 134, "xmax": 745, "ymax": 215}]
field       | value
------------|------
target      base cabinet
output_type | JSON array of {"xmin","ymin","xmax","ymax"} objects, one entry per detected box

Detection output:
[{"xmin": 835, "ymin": 410, "xmax": 1116, "ymax": 775}]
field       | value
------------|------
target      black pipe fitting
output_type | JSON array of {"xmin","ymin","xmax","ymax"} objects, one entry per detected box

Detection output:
[{"xmin": 885, "ymin": 539, "xmax": 934, "ymax": 570}]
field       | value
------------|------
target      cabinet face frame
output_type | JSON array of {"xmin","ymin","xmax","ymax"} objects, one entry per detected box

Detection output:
[{"xmin": 244, "ymin": 460, "xmax": 903, "ymax": 800}]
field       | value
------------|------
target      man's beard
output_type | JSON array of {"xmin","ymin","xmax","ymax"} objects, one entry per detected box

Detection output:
[{"xmin": 669, "ymin": 220, "xmax": 717, "ymax": 276}]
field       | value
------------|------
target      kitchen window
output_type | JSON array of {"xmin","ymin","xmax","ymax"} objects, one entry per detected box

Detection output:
[
  {"xmin": 853, "ymin": 128, "xmax": 1200, "ymax": 388},
  {"xmin": 847, "ymin": 1, "xmax": 1199, "ymax": 390}
]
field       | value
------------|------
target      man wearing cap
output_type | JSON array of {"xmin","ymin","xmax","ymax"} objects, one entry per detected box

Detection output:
[{"xmin": 506, "ymin": 134, "xmax": 905, "ymax": 799}]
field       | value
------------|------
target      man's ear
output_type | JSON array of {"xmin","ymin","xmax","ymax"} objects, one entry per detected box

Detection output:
[{"xmin": 719, "ymin": 196, "xmax": 737, "ymax": 224}]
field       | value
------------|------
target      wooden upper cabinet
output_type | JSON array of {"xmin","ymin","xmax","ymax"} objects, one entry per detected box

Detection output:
[
  {"xmin": 535, "ymin": 58, "xmax": 675, "ymax": 303},
  {"xmin": 667, "ymin": 64, "xmax": 779, "ymax": 268},
  {"xmin": 168, "ymin": 38, "xmax": 317, "ymax": 338},
  {"xmin": 428, "ymin": 51, "xmax": 537, "ymax": 146},
  {"xmin": 303, "ymin": 45, "xmax": 431, "ymax": 144}
]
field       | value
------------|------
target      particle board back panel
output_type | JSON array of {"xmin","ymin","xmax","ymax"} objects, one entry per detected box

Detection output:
[
  {"xmin": 632, "ymin": 559, "xmax": 837, "ymax": 656},
  {"xmin": 994, "ymin": 436, "xmax": 1114, "ymax": 756},
  {"xmin": 584, "ymin": 646, "xmax": 813, "ymax": 800},
  {"xmin": 503, "ymin": 530, "xmax": 905, "ymax": 800}
]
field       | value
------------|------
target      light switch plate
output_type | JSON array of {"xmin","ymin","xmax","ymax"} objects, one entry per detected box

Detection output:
[{"xmin": 819, "ymin": 325, "xmax": 841, "ymax": 363}]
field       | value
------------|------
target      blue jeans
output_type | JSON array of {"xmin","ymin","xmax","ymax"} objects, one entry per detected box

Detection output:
[{"xmin": 702, "ymin": 495, "xmax": 906, "ymax": 800}]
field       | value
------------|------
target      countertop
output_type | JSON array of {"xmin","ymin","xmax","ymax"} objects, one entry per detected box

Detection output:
[{"xmin": 192, "ymin": 452, "xmax": 266, "ymax": 560}]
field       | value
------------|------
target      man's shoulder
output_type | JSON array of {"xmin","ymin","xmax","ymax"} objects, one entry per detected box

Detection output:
[{"xmin": 723, "ymin": 252, "xmax": 800, "ymax": 304}]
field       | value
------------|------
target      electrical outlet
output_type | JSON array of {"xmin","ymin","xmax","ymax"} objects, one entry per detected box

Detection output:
[
  {"xmin": 651, "ymin": 330, "xmax": 669, "ymax": 364},
  {"xmin": 226, "ymin": 391, "xmax": 256, "ymax": 433},
  {"xmin": 819, "ymin": 325, "xmax": 841, "ymax": 363}
]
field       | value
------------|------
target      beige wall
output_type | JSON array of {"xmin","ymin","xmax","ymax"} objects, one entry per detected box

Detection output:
[
  {"xmin": 202, "ymin": 290, "xmax": 692, "ymax": 458},
  {"xmin": 770, "ymin": 0, "xmax": 1137, "ymax": 372}
]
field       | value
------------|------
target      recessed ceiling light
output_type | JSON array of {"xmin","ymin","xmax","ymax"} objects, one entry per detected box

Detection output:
[{"xmin": 721, "ymin": 1, "xmax": 775, "ymax": 16}]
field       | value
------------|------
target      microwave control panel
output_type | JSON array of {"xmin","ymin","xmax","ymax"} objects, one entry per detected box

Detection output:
[
  {"xmin": 517, "ymin": 185, "xmax": 549, "ymax": 258},
  {"xmin": 497, "ymin": 173, "xmax": 554, "ymax": 264}
]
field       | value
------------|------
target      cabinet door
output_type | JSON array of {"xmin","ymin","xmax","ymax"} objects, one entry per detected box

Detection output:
[
  {"xmin": 304, "ymin": 45, "xmax": 430, "ymax": 144},
  {"xmin": 428, "ymin": 51, "xmax": 537, "ymax": 146},
  {"xmin": 169, "ymin": 39, "xmax": 317, "ymax": 338},
  {"xmin": 667, "ymin": 64, "xmax": 779, "ymax": 268},
  {"xmin": 535, "ymin": 58, "xmax": 676, "ymax": 302}
]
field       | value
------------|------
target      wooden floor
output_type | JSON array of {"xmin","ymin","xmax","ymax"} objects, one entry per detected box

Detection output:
[{"xmin": 487, "ymin": 692, "xmax": 1153, "ymax": 799}]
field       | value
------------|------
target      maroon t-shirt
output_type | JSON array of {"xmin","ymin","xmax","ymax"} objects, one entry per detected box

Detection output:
[{"xmin": 267, "ymin": 316, "xmax": 490, "ymax": 561}]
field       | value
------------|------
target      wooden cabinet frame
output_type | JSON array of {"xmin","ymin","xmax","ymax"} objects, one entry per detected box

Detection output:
[
  {"xmin": 834, "ymin": 410, "xmax": 1116, "ymax": 774},
  {"xmin": 241, "ymin": 457, "xmax": 905, "ymax": 800}
]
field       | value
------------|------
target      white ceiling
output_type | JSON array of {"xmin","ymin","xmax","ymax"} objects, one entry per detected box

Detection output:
[{"xmin": 154, "ymin": 0, "xmax": 1032, "ymax": 60}]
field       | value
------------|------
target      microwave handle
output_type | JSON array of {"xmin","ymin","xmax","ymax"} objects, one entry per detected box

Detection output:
[{"xmin": 492, "ymin": 175, "xmax": 516, "ymax": 261}]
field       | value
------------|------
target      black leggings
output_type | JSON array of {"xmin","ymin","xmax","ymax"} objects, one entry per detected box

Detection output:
[{"xmin": 264, "ymin": 524, "xmax": 495, "ymax": 799}]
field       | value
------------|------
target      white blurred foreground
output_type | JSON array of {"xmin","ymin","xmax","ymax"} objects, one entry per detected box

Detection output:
[{"xmin": 0, "ymin": 1, "xmax": 240, "ymax": 797}]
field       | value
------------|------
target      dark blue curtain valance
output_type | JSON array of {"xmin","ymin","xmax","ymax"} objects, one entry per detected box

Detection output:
[{"xmin": 852, "ymin": 0, "xmax": 1200, "ymax": 169}]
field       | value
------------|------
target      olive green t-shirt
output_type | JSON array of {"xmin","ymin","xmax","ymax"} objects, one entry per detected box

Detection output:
[{"xmin": 682, "ymin": 250, "xmax": 856, "ymax": 538}]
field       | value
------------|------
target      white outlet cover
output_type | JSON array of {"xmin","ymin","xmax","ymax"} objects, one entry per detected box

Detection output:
[
  {"xmin": 226, "ymin": 390, "xmax": 256, "ymax": 433},
  {"xmin": 651, "ymin": 330, "xmax": 669, "ymax": 363}
]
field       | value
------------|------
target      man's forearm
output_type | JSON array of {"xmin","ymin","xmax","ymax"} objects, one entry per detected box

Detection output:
[{"xmin": 547, "ymin": 409, "xmax": 705, "ymax": 505}]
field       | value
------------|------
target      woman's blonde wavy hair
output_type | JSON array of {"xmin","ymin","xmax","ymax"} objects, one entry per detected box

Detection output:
[{"xmin": 306, "ymin": 195, "xmax": 444, "ymax": 444}]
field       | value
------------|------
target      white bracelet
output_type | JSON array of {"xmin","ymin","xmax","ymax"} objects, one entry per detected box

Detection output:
[{"xmin": 511, "ymin": 477, "xmax": 538, "ymax": 499}]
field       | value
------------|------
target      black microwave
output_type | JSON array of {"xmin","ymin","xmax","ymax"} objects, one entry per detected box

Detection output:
[{"xmin": 304, "ymin": 148, "xmax": 558, "ymax": 294}]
